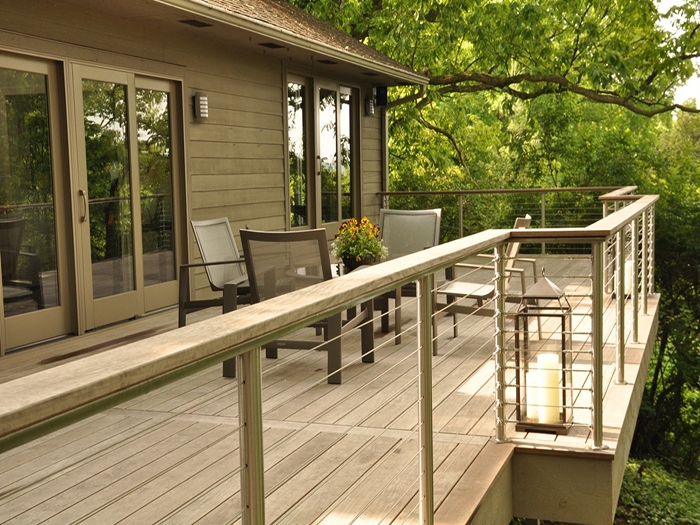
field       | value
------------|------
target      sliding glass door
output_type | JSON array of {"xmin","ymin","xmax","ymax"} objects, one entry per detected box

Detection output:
[
  {"xmin": 287, "ymin": 76, "xmax": 358, "ymax": 235},
  {"xmin": 73, "ymin": 65, "xmax": 179, "ymax": 329}
]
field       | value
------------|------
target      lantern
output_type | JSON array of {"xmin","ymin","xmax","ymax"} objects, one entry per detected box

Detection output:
[{"xmin": 514, "ymin": 269, "xmax": 573, "ymax": 434}]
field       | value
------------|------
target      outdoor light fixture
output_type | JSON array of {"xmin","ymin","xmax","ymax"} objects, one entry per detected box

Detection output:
[
  {"xmin": 514, "ymin": 269, "xmax": 573, "ymax": 435},
  {"xmin": 365, "ymin": 87, "xmax": 376, "ymax": 116},
  {"xmin": 193, "ymin": 92, "xmax": 209, "ymax": 121}
]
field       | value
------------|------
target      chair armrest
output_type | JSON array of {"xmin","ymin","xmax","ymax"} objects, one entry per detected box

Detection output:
[
  {"xmin": 225, "ymin": 274, "xmax": 249, "ymax": 287},
  {"xmin": 453, "ymin": 262, "xmax": 492, "ymax": 270},
  {"xmin": 515, "ymin": 257, "xmax": 538, "ymax": 282},
  {"xmin": 179, "ymin": 259, "xmax": 245, "ymax": 270}
]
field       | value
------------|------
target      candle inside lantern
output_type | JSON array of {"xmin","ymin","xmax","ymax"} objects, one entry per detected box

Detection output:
[
  {"xmin": 525, "ymin": 370, "xmax": 539, "ymax": 421},
  {"xmin": 537, "ymin": 353, "xmax": 561, "ymax": 424}
]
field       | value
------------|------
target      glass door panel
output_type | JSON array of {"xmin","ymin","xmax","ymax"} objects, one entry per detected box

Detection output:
[
  {"xmin": 319, "ymin": 87, "xmax": 338, "ymax": 225},
  {"xmin": 0, "ymin": 68, "xmax": 58, "ymax": 314},
  {"xmin": 136, "ymin": 86, "xmax": 175, "ymax": 287},
  {"xmin": 82, "ymin": 78, "xmax": 135, "ymax": 299},
  {"xmin": 0, "ymin": 54, "xmax": 71, "ymax": 352},
  {"xmin": 339, "ymin": 90, "xmax": 353, "ymax": 221},
  {"xmin": 288, "ymin": 81, "xmax": 308, "ymax": 227}
]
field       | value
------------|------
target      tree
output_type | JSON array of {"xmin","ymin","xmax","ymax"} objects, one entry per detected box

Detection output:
[{"xmin": 294, "ymin": 0, "xmax": 700, "ymax": 117}]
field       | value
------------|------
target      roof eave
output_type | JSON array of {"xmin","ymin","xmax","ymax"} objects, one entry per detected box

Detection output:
[{"xmin": 153, "ymin": 0, "xmax": 428, "ymax": 85}]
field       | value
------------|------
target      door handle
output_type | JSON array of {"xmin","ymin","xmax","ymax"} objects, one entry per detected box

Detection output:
[{"xmin": 79, "ymin": 189, "xmax": 88, "ymax": 222}]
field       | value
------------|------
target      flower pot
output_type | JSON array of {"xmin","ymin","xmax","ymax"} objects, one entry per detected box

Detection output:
[{"xmin": 342, "ymin": 257, "xmax": 376, "ymax": 272}]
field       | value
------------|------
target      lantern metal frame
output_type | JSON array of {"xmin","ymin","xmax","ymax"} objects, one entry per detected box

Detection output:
[{"xmin": 513, "ymin": 270, "xmax": 574, "ymax": 435}]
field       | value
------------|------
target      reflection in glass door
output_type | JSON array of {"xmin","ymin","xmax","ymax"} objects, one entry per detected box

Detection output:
[
  {"xmin": 0, "ymin": 54, "xmax": 71, "ymax": 352},
  {"xmin": 81, "ymin": 78, "xmax": 136, "ymax": 300},
  {"xmin": 318, "ymin": 85, "xmax": 354, "ymax": 235},
  {"xmin": 137, "ymin": 84, "xmax": 176, "ymax": 291}
]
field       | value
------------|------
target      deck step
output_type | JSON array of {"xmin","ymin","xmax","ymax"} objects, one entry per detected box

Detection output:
[{"xmin": 434, "ymin": 441, "xmax": 515, "ymax": 525}]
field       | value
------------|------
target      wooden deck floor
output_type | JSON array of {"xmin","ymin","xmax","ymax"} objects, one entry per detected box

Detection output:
[{"xmin": 0, "ymin": 256, "xmax": 657, "ymax": 524}]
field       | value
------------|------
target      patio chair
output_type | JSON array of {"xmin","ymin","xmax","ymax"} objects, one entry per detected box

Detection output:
[
  {"xmin": 178, "ymin": 217, "xmax": 250, "ymax": 328},
  {"xmin": 240, "ymin": 228, "xmax": 374, "ymax": 385},
  {"xmin": 374, "ymin": 208, "xmax": 441, "ymax": 348},
  {"xmin": 436, "ymin": 215, "xmax": 539, "ymax": 338},
  {"xmin": 0, "ymin": 215, "xmax": 43, "ymax": 309}
]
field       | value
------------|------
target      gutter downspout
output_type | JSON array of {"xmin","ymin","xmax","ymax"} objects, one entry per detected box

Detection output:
[{"xmin": 381, "ymin": 84, "xmax": 428, "ymax": 205}]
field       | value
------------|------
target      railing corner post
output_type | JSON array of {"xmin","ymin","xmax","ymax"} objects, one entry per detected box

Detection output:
[
  {"xmin": 592, "ymin": 241, "xmax": 605, "ymax": 449},
  {"xmin": 494, "ymin": 244, "xmax": 508, "ymax": 443}
]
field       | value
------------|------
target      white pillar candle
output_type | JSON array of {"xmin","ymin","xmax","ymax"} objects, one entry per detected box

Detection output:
[
  {"xmin": 525, "ymin": 370, "xmax": 539, "ymax": 421},
  {"xmin": 537, "ymin": 353, "xmax": 561, "ymax": 424}
]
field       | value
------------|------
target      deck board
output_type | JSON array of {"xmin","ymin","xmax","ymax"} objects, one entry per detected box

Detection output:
[{"xmin": 0, "ymin": 256, "xmax": 658, "ymax": 524}]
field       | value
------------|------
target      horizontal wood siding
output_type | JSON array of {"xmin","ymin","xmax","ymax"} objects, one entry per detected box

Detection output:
[{"xmin": 361, "ymin": 113, "xmax": 383, "ymax": 223}]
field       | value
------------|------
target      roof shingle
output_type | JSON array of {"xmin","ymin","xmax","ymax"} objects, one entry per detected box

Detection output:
[{"xmin": 195, "ymin": 0, "xmax": 423, "ymax": 81}]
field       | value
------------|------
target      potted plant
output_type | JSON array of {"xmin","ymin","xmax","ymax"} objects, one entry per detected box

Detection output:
[{"xmin": 331, "ymin": 217, "xmax": 388, "ymax": 271}]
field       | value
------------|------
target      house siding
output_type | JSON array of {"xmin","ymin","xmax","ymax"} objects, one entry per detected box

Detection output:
[{"xmin": 0, "ymin": 0, "xmax": 385, "ymax": 308}]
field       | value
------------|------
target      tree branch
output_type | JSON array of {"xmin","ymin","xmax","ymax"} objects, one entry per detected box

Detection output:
[{"xmin": 427, "ymin": 72, "xmax": 700, "ymax": 116}]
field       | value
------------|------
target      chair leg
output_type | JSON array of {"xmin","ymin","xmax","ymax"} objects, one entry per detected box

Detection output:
[
  {"xmin": 325, "ymin": 313, "xmax": 342, "ymax": 384},
  {"xmin": 432, "ymin": 287, "xmax": 439, "ymax": 356},
  {"xmin": 376, "ymin": 296, "xmax": 390, "ymax": 333},
  {"xmin": 449, "ymin": 295, "xmax": 458, "ymax": 338},
  {"xmin": 222, "ymin": 282, "xmax": 238, "ymax": 378},
  {"xmin": 178, "ymin": 268, "xmax": 189, "ymax": 328},
  {"xmin": 393, "ymin": 289, "xmax": 401, "ymax": 344},
  {"xmin": 361, "ymin": 299, "xmax": 375, "ymax": 363},
  {"xmin": 265, "ymin": 344, "xmax": 279, "ymax": 359}
]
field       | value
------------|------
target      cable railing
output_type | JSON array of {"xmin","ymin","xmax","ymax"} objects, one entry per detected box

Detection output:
[
  {"xmin": 0, "ymin": 189, "xmax": 657, "ymax": 523},
  {"xmin": 378, "ymin": 185, "xmax": 634, "ymax": 254}
]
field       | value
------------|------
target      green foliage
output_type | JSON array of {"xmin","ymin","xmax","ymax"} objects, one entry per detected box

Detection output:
[
  {"xmin": 633, "ymin": 109, "xmax": 700, "ymax": 476},
  {"xmin": 293, "ymin": 0, "xmax": 700, "ymax": 116},
  {"xmin": 616, "ymin": 460, "xmax": 700, "ymax": 524}
]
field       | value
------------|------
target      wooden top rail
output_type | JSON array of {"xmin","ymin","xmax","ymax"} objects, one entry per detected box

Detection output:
[
  {"xmin": 0, "ymin": 196, "xmax": 658, "ymax": 452},
  {"xmin": 598, "ymin": 186, "xmax": 638, "ymax": 200}
]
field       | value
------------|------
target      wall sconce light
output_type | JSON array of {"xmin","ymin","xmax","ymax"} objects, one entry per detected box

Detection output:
[
  {"xmin": 365, "ymin": 87, "xmax": 376, "ymax": 116},
  {"xmin": 193, "ymin": 92, "xmax": 209, "ymax": 121}
]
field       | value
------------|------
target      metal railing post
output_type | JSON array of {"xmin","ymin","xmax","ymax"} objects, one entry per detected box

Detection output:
[
  {"xmin": 417, "ymin": 274, "xmax": 434, "ymax": 525},
  {"xmin": 641, "ymin": 210, "xmax": 648, "ymax": 315},
  {"xmin": 591, "ymin": 241, "xmax": 605, "ymax": 449},
  {"xmin": 540, "ymin": 191, "xmax": 546, "ymax": 255},
  {"xmin": 616, "ymin": 229, "xmax": 626, "ymax": 384},
  {"xmin": 458, "ymin": 194, "xmax": 464, "ymax": 238},
  {"xmin": 632, "ymin": 218, "xmax": 639, "ymax": 343},
  {"xmin": 494, "ymin": 244, "xmax": 507, "ymax": 443},
  {"xmin": 649, "ymin": 206, "xmax": 656, "ymax": 294},
  {"xmin": 238, "ymin": 348, "xmax": 265, "ymax": 524}
]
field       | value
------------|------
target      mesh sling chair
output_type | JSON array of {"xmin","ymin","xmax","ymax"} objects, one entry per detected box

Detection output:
[
  {"xmin": 240, "ymin": 228, "xmax": 374, "ymax": 385},
  {"xmin": 178, "ymin": 218, "xmax": 251, "ymax": 328},
  {"xmin": 436, "ymin": 215, "xmax": 539, "ymax": 340},
  {"xmin": 374, "ymin": 209, "xmax": 441, "ymax": 349}
]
